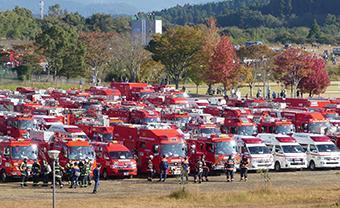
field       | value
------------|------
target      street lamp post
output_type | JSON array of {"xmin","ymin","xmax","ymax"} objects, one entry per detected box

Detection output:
[{"xmin": 48, "ymin": 150, "xmax": 60, "ymax": 208}]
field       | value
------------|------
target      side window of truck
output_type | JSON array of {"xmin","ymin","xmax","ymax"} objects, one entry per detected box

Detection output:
[
  {"xmin": 206, "ymin": 143, "xmax": 214, "ymax": 153},
  {"xmin": 301, "ymin": 144, "xmax": 308, "ymax": 152},
  {"xmin": 230, "ymin": 127, "xmax": 236, "ymax": 134},
  {"xmin": 275, "ymin": 146, "xmax": 282, "ymax": 153}
]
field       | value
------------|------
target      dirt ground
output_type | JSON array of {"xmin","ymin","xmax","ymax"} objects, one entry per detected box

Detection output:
[{"xmin": 0, "ymin": 170, "xmax": 340, "ymax": 208}]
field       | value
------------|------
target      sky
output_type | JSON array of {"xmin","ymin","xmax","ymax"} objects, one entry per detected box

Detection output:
[{"xmin": 0, "ymin": 0, "xmax": 221, "ymax": 16}]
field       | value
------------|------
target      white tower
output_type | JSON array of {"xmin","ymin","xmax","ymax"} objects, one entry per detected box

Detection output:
[{"xmin": 40, "ymin": 0, "xmax": 45, "ymax": 19}]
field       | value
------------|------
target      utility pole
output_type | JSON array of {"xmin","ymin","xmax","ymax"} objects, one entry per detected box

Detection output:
[{"xmin": 40, "ymin": 0, "xmax": 45, "ymax": 19}]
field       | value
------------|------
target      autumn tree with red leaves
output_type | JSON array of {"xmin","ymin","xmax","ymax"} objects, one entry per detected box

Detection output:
[
  {"xmin": 298, "ymin": 57, "xmax": 330, "ymax": 97},
  {"xmin": 273, "ymin": 48, "xmax": 314, "ymax": 97},
  {"xmin": 209, "ymin": 36, "xmax": 239, "ymax": 91}
]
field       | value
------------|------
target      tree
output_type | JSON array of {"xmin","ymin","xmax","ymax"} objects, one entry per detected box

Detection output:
[
  {"xmin": 85, "ymin": 13, "xmax": 115, "ymax": 32},
  {"xmin": 209, "ymin": 36, "xmax": 240, "ymax": 91},
  {"xmin": 273, "ymin": 48, "xmax": 314, "ymax": 97},
  {"xmin": 237, "ymin": 45, "xmax": 275, "ymax": 97},
  {"xmin": 79, "ymin": 32, "xmax": 117, "ymax": 84},
  {"xmin": 147, "ymin": 25, "xmax": 205, "ymax": 89},
  {"xmin": 190, "ymin": 18, "xmax": 221, "ymax": 94},
  {"xmin": 36, "ymin": 17, "xmax": 86, "ymax": 80},
  {"xmin": 109, "ymin": 34, "xmax": 151, "ymax": 82},
  {"xmin": 298, "ymin": 57, "xmax": 330, "ymax": 97},
  {"xmin": 307, "ymin": 19, "xmax": 322, "ymax": 41}
]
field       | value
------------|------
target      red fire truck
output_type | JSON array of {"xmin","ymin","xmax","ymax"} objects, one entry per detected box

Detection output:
[
  {"xmin": 78, "ymin": 124, "xmax": 114, "ymax": 142},
  {"xmin": 187, "ymin": 134, "xmax": 237, "ymax": 172},
  {"xmin": 281, "ymin": 111, "xmax": 331, "ymax": 134},
  {"xmin": 113, "ymin": 124, "xmax": 186, "ymax": 175},
  {"xmin": 129, "ymin": 109, "xmax": 160, "ymax": 124},
  {"xmin": 0, "ymin": 113, "xmax": 33, "ymax": 138},
  {"xmin": 222, "ymin": 117, "xmax": 257, "ymax": 136},
  {"xmin": 161, "ymin": 111, "xmax": 190, "ymax": 129},
  {"xmin": 257, "ymin": 118, "xmax": 295, "ymax": 135},
  {"xmin": 92, "ymin": 142, "xmax": 137, "ymax": 179},
  {"xmin": 0, "ymin": 137, "xmax": 39, "ymax": 182},
  {"xmin": 111, "ymin": 82, "xmax": 154, "ymax": 101},
  {"xmin": 274, "ymin": 98, "xmax": 331, "ymax": 108}
]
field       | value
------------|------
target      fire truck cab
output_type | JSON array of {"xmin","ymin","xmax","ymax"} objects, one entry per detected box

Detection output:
[
  {"xmin": 129, "ymin": 109, "xmax": 161, "ymax": 124},
  {"xmin": 47, "ymin": 124, "xmax": 88, "ymax": 140},
  {"xmin": 257, "ymin": 117, "xmax": 295, "ymax": 135},
  {"xmin": 0, "ymin": 113, "xmax": 33, "ymax": 138},
  {"xmin": 187, "ymin": 134, "xmax": 237, "ymax": 172},
  {"xmin": 0, "ymin": 137, "xmax": 39, "ymax": 182},
  {"xmin": 223, "ymin": 117, "xmax": 257, "ymax": 136},
  {"xmin": 292, "ymin": 133, "xmax": 340, "ymax": 170},
  {"xmin": 92, "ymin": 142, "xmax": 137, "ymax": 179},
  {"xmin": 257, "ymin": 133, "xmax": 307, "ymax": 171},
  {"xmin": 233, "ymin": 135, "xmax": 273, "ymax": 170},
  {"xmin": 113, "ymin": 124, "xmax": 186, "ymax": 175}
]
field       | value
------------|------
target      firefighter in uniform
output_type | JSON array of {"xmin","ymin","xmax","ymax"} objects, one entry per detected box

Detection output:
[
  {"xmin": 225, "ymin": 155, "xmax": 235, "ymax": 182},
  {"xmin": 194, "ymin": 158, "xmax": 203, "ymax": 184},
  {"xmin": 159, "ymin": 155, "xmax": 168, "ymax": 182},
  {"xmin": 180, "ymin": 157, "xmax": 189, "ymax": 184},
  {"xmin": 32, "ymin": 159, "xmax": 41, "ymax": 186},
  {"xmin": 42, "ymin": 160, "xmax": 51, "ymax": 187},
  {"xmin": 70, "ymin": 162, "xmax": 80, "ymax": 188},
  {"xmin": 19, "ymin": 158, "xmax": 29, "ymax": 187},
  {"xmin": 201, "ymin": 155, "xmax": 209, "ymax": 182},
  {"xmin": 86, "ymin": 159, "xmax": 92, "ymax": 186},
  {"xmin": 81, "ymin": 159, "xmax": 90, "ymax": 187},
  {"xmin": 240, "ymin": 155, "xmax": 250, "ymax": 182},
  {"xmin": 65, "ymin": 161, "xmax": 73, "ymax": 185},
  {"xmin": 53, "ymin": 161, "xmax": 64, "ymax": 188},
  {"xmin": 78, "ymin": 160, "xmax": 85, "ymax": 187},
  {"xmin": 147, "ymin": 155, "xmax": 154, "ymax": 182}
]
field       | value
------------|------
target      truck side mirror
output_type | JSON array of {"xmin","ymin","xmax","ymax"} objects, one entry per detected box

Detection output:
[
  {"xmin": 4, "ymin": 147, "xmax": 10, "ymax": 157},
  {"xmin": 153, "ymin": 145, "xmax": 159, "ymax": 154}
]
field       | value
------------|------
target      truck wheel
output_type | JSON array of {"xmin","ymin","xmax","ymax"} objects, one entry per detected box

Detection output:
[
  {"xmin": 103, "ymin": 169, "xmax": 108, "ymax": 180},
  {"xmin": 274, "ymin": 162, "xmax": 281, "ymax": 172},
  {"xmin": 309, "ymin": 161, "xmax": 316, "ymax": 171},
  {"xmin": 0, "ymin": 170, "xmax": 7, "ymax": 183}
]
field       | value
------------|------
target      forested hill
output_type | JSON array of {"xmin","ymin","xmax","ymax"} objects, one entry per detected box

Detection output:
[{"xmin": 155, "ymin": 0, "xmax": 340, "ymax": 28}]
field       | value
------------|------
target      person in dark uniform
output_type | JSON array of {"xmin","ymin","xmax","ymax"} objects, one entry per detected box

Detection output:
[
  {"xmin": 65, "ymin": 161, "xmax": 73, "ymax": 185},
  {"xmin": 224, "ymin": 155, "xmax": 235, "ymax": 182},
  {"xmin": 70, "ymin": 162, "xmax": 80, "ymax": 188},
  {"xmin": 201, "ymin": 155, "xmax": 209, "ymax": 182},
  {"xmin": 41, "ymin": 160, "xmax": 51, "ymax": 187},
  {"xmin": 240, "ymin": 155, "xmax": 250, "ymax": 182},
  {"xmin": 32, "ymin": 159, "xmax": 41, "ymax": 186},
  {"xmin": 78, "ymin": 160, "xmax": 85, "ymax": 187},
  {"xmin": 19, "ymin": 158, "xmax": 29, "ymax": 187},
  {"xmin": 180, "ymin": 157, "xmax": 190, "ymax": 184},
  {"xmin": 159, "ymin": 155, "xmax": 168, "ymax": 182},
  {"xmin": 147, "ymin": 155, "xmax": 154, "ymax": 182},
  {"xmin": 194, "ymin": 158, "xmax": 203, "ymax": 184},
  {"xmin": 92, "ymin": 164, "xmax": 101, "ymax": 194},
  {"xmin": 53, "ymin": 161, "xmax": 64, "ymax": 188}
]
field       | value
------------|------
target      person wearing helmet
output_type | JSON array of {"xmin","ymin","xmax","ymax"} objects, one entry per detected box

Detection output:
[
  {"xmin": 225, "ymin": 155, "xmax": 235, "ymax": 182},
  {"xmin": 147, "ymin": 155, "xmax": 154, "ymax": 182},
  {"xmin": 19, "ymin": 158, "xmax": 29, "ymax": 187},
  {"xmin": 32, "ymin": 159, "xmax": 41, "ymax": 186}
]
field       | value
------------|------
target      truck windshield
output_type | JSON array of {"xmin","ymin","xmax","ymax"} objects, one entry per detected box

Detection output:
[
  {"xmin": 142, "ymin": 118, "xmax": 160, "ymax": 123},
  {"xmin": 275, "ymin": 125, "xmax": 295, "ymax": 134},
  {"xmin": 101, "ymin": 133, "xmax": 113, "ymax": 142},
  {"xmin": 248, "ymin": 146, "xmax": 271, "ymax": 154},
  {"xmin": 109, "ymin": 151, "xmax": 133, "ymax": 159},
  {"xmin": 11, "ymin": 145, "xmax": 38, "ymax": 160},
  {"xmin": 68, "ymin": 146, "xmax": 95, "ymax": 160},
  {"xmin": 309, "ymin": 122, "xmax": 331, "ymax": 134},
  {"xmin": 18, "ymin": 120, "xmax": 34, "ymax": 130},
  {"xmin": 215, "ymin": 142, "xmax": 236, "ymax": 155},
  {"xmin": 237, "ymin": 126, "xmax": 257, "ymax": 136},
  {"xmin": 282, "ymin": 145, "xmax": 304, "ymax": 153},
  {"xmin": 174, "ymin": 117, "xmax": 190, "ymax": 123},
  {"xmin": 316, "ymin": 144, "xmax": 338, "ymax": 152},
  {"xmin": 201, "ymin": 128, "xmax": 221, "ymax": 135},
  {"xmin": 160, "ymin": 143, "xmax": 186, "ymax": 157}
]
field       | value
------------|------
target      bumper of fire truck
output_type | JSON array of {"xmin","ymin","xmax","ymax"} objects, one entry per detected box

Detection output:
[
  {"xmin": 168, "ymin": 165, "xmax": 182, "ymax": 176},
  {"xmin": 314, "ymin": 157, "xmax": 340, "ymax": 168},
  {"xmin": 111, "ymin": 167, "xmax": 137, "ymax": 176}
]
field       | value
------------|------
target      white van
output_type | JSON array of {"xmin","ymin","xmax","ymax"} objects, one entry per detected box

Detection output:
[
  {"xmin": 234, "ymin": 135, "xmax": 274, "ymax": 170},
  {"xmin": 257, "ymin": 133, "xmax": 307, "ymax": 171},
  {"xmin": 292, "ymin": 133, "xmax": 340, "ymax": 170}
]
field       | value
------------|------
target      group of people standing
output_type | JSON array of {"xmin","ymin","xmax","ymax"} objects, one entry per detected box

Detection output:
[
  {"xmin": 19, "ymin": 158, "xmax": 101, "ymax": 194},
  {"xmin": 146, "ymin": 154, "xmax": 250, "ymax": 184}
]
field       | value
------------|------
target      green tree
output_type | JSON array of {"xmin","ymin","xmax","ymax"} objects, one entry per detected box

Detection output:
[
  {"xmin": 36, "ymin": 17, "xmax": 85, "ymax": 80},
  {"xmin": 86, "ymin": 13, "xmax": 115, "ymax": 32},
  {"xmin": 307, "ymin": 19, "xmax": 322, "ymax": 41},
  {"xmin": 147, "ymin": 25, "xmax": 205, "ymax": 89}
]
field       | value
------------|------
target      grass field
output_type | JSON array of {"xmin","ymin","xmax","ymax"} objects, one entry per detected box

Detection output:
[{"xmin": 0, "ymin": 170, "xmax": 340, "ymax": 208}]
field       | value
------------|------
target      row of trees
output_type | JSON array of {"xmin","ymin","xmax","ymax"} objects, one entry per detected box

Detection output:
[{"xmin": 147, "ymin": 19, "xmax": 330, "ymax": 97}]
